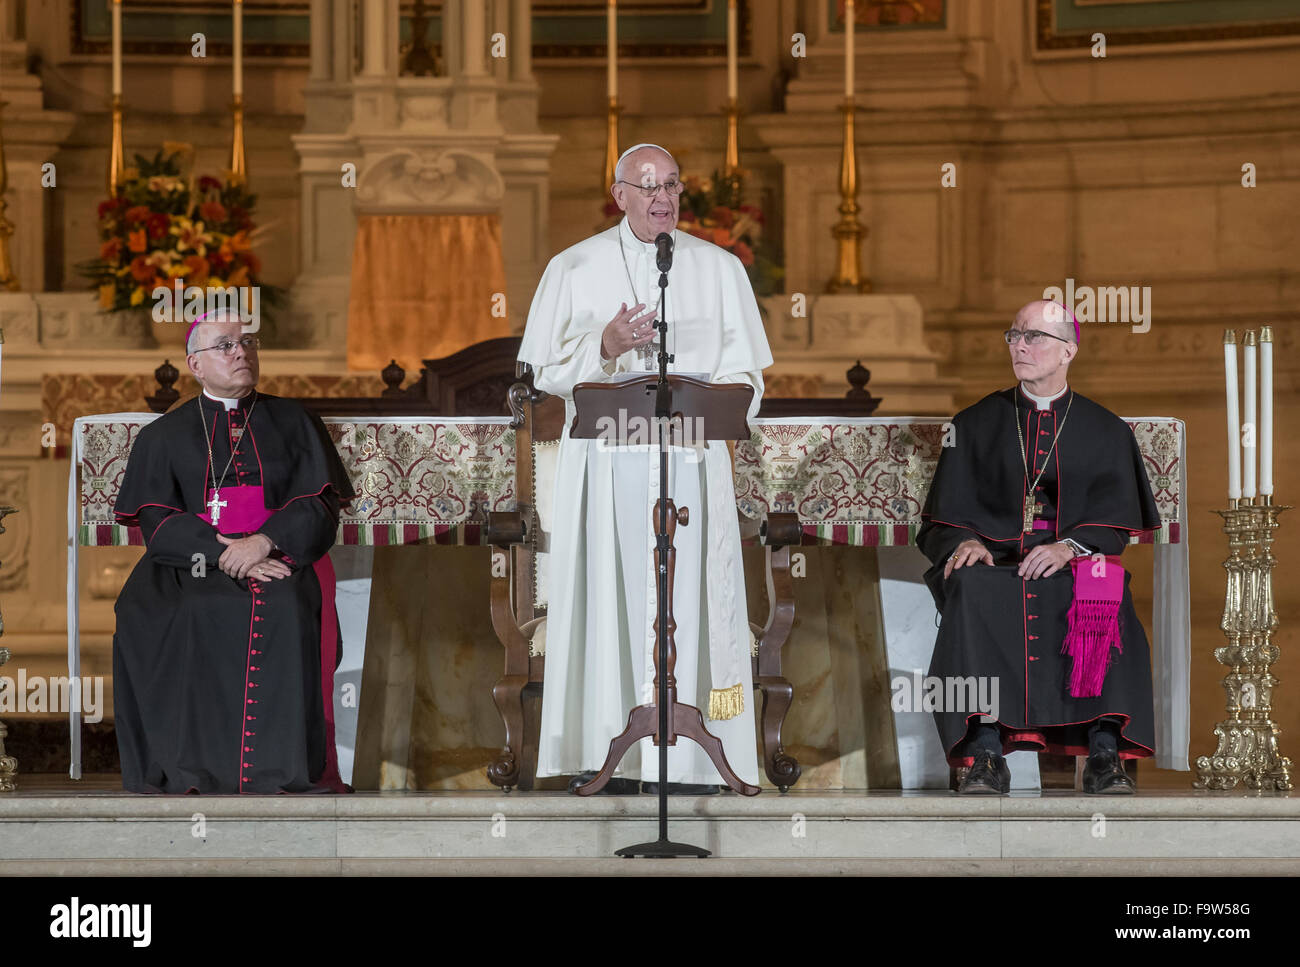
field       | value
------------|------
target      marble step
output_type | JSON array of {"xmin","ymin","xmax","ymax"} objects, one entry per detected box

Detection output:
[{"xmin": 2, "ymin": 790, "xmax": 1298, "ymax": 874}]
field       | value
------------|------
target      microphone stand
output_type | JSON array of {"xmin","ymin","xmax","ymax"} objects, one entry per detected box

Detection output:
[
  {"xmin": 576, "ymin": 232, "xmax": 758, "ymax": 856},
  {"xmin": 628, "ymin": 255, "xmax": 705, "ymax": 857}
]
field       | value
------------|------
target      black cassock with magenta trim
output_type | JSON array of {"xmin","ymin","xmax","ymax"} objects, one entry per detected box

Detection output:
[
  {"xmin": 113, "ymin": 392, "xmax": 355, "ymax": 793},
  {"xmin": 917, "ymin": 386, "xmax": 1162, "ymax": 767}
]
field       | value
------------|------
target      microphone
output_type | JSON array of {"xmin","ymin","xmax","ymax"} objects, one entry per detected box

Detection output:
[{"xmin": 655, "ymin": 232, "xmax": 674, "ymax": 273}]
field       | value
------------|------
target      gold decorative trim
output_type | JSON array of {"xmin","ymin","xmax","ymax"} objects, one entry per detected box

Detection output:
[
  {"xmin": 1035, "ymin": 0, "xmax": 1300, "ymax": 52},
  {"xmin": 708, "ymin": 682, "xmax": 745, "ymax": 720}
]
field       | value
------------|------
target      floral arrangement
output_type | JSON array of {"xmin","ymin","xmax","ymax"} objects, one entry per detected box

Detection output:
[
  {"xmin": 601, "ymin": 169, "xmax": 784, "ymax": 296},
  {"xmin": 79, "ymin": 144, "xmax": 277, "ymax": 325},
  {"xmin": 677, "ymin": 172, "xmax": 783, "ymax": 296}
]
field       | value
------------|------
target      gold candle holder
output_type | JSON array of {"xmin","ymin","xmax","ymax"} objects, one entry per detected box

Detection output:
[
  {"xmin": 0, "ymin": 101, "xmax": 19, "ymax": 292},
  {"xmin": 0, "ymin": 505, "xmax": 17, "ymax": 792},
  {"xmin": 1196, "ymin": 500, "xmax": 1292, "ymax": 790},
  {"xmin": 230, "ymin": 94, "xmax": 248, "ymax": 185},
  {"xmin": 826, "ymin": 100, "xmax": 871, "ymax": 294},
  {"xmin": 108, "ymin": 94, "xmax": 126, "ymax": 196},
  {"xmin": 602, "ymin": 97, "xmax": 620, "ymax": 194},
  {"xmin": 722, "ymin": 97, "xmax": 741, "ymax": 176}
]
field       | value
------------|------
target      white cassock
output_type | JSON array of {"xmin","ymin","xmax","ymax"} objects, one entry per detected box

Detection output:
[{"xmin": 518, "ymin": 216, "xmax": 773, "ymax": 785}]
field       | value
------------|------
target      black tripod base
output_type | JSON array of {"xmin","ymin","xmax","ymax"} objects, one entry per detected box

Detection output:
[{"xmin": 616, "ymin": 838, "xmax": 711, "ymax": 859}]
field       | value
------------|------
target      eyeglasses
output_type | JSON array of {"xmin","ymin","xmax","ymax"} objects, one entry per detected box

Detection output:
[
  {"xmin": 192, "ymin": 334, "xmax": 260, "ymax": 356},
  {"xmin": 1003, "ymin": 329, "xmax": 1072, "ymax": 347},
  {"xmin": 616, "ymin": 179, "xmax": 685, "ymax": 198}
]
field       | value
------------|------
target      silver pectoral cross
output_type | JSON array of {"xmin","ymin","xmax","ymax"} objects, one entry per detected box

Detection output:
[{"xmin": 208, "ymin": 491, "xmax": 228, "ymax": 525}]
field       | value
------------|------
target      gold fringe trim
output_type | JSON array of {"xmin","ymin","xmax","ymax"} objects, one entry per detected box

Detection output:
[{"xmin": 708, "ymin": 683, "xmax": 745, "ymax": 721}]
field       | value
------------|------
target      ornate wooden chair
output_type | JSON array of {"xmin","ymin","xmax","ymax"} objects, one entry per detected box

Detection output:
[{"xmin": 483, "ymin": 377, "xmax": 805, "ymax": 792}]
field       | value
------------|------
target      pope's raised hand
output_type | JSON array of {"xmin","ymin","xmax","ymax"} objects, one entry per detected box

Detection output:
[{"xmin": 600, "ymin": 302, "xmax": 658, "ymax": 361}]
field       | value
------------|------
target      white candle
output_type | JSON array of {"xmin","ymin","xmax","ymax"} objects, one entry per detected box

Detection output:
[
  {"xmin": 1225, "ymin": 332, "xmax": 1241, "ymax": 502},
  {"xmin": 727, "ymin": 0, "xmax": 738, "ymax": 101},
  {"xmin": 607, "ymin": 0, "xmax": 617, "ymax": 100},
  {"xmin": 844, "ymin": 0, "xmax": 855, "ymax": 99},
  {"xmin": 1244, "ymin": 332, "xmax": 1257, "ymax": 499},
  {"xmin": 1261, "ymin": 326, "xmax": 1274, "ymax": 497},
  {"xmin": 111, "ymin": 0, "xmax": 122, "ymax": 96},
  {"xmin": 233, "ymin": 0, "xmax": 243, "ymax": 97}
]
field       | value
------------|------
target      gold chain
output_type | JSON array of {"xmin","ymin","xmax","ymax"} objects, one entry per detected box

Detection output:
[
  {"xmin": 198, "ymin": 391, "xmax": 259, "ymax": 503},
  {"xmin": 1016, "ymin": 389, "xmax": 1073, "ymax": 503}
]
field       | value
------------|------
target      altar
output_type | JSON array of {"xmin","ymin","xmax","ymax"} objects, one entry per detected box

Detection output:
[{"xmin": 66, "ymin": 412, "xmax": 1190, "ymax": 791}]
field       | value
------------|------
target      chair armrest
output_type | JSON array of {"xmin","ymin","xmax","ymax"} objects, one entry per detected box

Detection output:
[
  {"xmin": 485, "ymin": 510, "xmax": 526, "ymax": 546},
  {"xmin": 760, "ymin": 513, "xmax": 802, "ymax": 548}
]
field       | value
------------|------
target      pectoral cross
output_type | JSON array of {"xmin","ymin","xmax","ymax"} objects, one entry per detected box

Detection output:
[
  {"xmin": 208, "ymin": 491, "xmax": 228, "ymax": 525},
  {"xmin": 1023, "ymin": 496, "xmax": 1043, "ymax": 533}
]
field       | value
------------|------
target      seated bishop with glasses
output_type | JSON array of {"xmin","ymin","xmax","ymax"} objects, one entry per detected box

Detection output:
[
  {"xmin": 916, "ymin": 300, "xmax": 1161, "ymax": 796},
  {"xmin": 112, "ymin": 309, "xmax": 355, "ymax": 794}
]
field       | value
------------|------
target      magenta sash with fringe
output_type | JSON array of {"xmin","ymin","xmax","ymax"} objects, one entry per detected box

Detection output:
[{"xmin": 1062, "ymin": 554, "xmax": 1125, "ymax": 698}]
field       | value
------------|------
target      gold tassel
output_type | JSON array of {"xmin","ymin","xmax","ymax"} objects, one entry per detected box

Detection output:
[{"xmin": 708, "ymin": 682, "xmax": 745, "ymax": 721}]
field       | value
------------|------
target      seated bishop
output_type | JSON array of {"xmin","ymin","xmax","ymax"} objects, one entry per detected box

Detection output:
[
  {"xmin": 917, "ymin": 300, "xmax": 1161, "ymax": 796},
  {"xmin": 112, "ymin": 311, "xmax": 355, "ymax": 794}
]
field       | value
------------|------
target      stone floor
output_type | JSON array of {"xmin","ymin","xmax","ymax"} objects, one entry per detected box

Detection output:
[{"xmin": 1, "ymin": 776, "xmax": 1296, "ymax": 875}]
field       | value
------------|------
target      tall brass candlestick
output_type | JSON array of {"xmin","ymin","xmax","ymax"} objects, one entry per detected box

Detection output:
[
  {"xmin": 602, "ymin": 97, "xmax": 620, "ymax": 193},
  {"xmin": 0, "ymin": 505, "xmax": 17, "ymax": 792},
  {"xmin": 108, "ymin": 94, "xmax": 126, "ymax": 195},
  {"xmin": 230, "ymin": 94, "xmax": 248, "ymax": 185},
  {"xmin": 1196, "ymin": 501, "xmax": 1292, "ymax": 790},
  {"xmin": 826, "ymin": 101, "xmax": 870, "ymax": 293},
  {"xmin": 721, "ymin": 97, "xmax": 741, "ymax": 200}
]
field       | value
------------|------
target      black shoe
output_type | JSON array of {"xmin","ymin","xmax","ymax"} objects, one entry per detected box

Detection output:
[
  {"xmin": 1082, "ymin": 752, "xmax": 1136, "ymax": 795},
  {"xmin": 567, "ymin": 772, "xmax": 640, "ymax": 795},
  {"xmin": 641, "ymin": 782, "xmax": 720, "ymax": 795},
  {"xmin": 958, "ymin": 750, "xmax": 1010, "ymax": 795}
]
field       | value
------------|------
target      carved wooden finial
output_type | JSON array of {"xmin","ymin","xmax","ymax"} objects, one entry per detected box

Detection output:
[
  {"xmin": 381, "ymin": 359, "xmax": 407, "ymax": 397},
  {"xmin": 846, "ymin": 360, "xmax": 871, "ymax": 401},
  {"xmin": 145, "ymin": 359, "xmax": 181, "ymax": 413}
]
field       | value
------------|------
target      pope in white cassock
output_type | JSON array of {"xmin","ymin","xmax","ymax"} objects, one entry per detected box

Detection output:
[{"xmin": 517, "ymin": 143, "xmax": 773, "ymax": 792}]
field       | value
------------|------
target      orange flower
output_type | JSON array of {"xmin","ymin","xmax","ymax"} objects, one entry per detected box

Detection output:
[
  {"xmin": 731, "ymin": 240, "xmax": 755, "ymax": 267},
  {"xmin": 124, "ymin": 205, "xmax": 151, "ymax": 226},
  {"xmin": 129, "ymin": 255, "xmax": 156, "ymax": 283},
  {"xmin": 227, "ymin": 230, "xmax": 252, "ymax": 253},
  {"xmin": 199, "ymin": 200, "xmax": 228, "ymax": 224},
  {"xmin": 98, "ymin": 283, "xmax": 116, "ymax": 309},
  {"xmin": 226, "ymin": 265, "xmax": 250, "ymax": 288},
  {"xmin": 711, "ymin": 227, "xmax": 732, "ymax": 248},
  {"xmin": 127, "ymin": 229, "xmax": 148, "ymax": 253},
  {"xmin": 182, "ymin": 254, "xmax": 210, "ymax": 286},
  {"xmin": 100, "ymin": 238, "xmax": 122, "ymax": 262}
]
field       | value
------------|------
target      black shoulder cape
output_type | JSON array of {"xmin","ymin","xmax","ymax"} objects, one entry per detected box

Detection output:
[
  {"xmin": 919, "ymin": 387, "xmax": 1160, "ymax": 546},
  {"xmin": 115, "ymin": 392, "xmax": 354, "ymax": 522}
]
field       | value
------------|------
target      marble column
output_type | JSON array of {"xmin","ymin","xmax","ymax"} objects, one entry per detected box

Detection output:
[
  {"xmin": 360, "ymin": 0, "xmax": 390, "ymax": 79},
  {"xmin": 308, "ymin": 0, "xmax": 331, "ymax": 84},
  {"xmin": 510, "ymin": 0, "xmax": 533, "ymax": 83}
]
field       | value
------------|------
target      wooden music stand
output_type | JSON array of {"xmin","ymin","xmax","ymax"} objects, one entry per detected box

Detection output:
[{"xmin": 568, "ymin": 373, "xmax": 761, "ymax": 858}]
